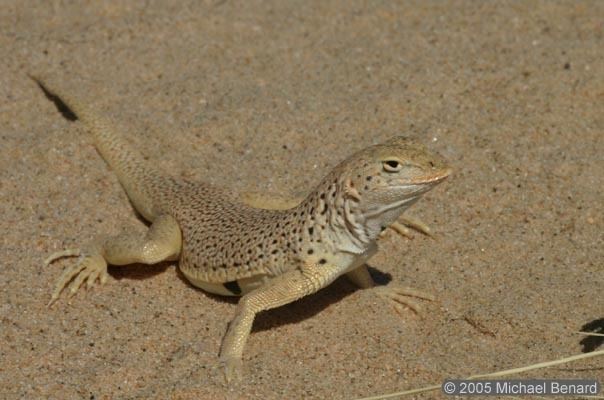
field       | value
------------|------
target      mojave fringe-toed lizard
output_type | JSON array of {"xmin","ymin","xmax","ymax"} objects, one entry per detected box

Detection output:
[{"xmin": 31, "ymin": 75, "xmax": 451, "ymax": 382}]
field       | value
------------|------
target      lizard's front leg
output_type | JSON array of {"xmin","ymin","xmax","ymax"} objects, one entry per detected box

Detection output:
[
  {"xmin": 219, "ymin": 261, "xmax": 342, "ymax": 383},
  {"xmin": 45, "ymin": 214, "xmax": 182, "ymax": 305}
]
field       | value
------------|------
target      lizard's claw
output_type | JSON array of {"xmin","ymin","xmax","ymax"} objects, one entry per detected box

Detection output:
[
  {"xmin": 374, "ymin": 286, "xmax": 435, "ymax": 316},
  {"xmin": 220, "ymin": 356, "xmax": 243, "ymax": 384},
  {"xmin": 45, "ymin": 249, "xmax": 108, "ymax": 306}
]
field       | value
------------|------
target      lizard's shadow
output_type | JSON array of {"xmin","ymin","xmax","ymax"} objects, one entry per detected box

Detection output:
[
  {"xmin": 108, "ymin": 261, "xmax": 172, "ymax": 280},
  {"xmin": 33, "ymin": 78, "xmax": 77, "ymax": 121},
  {"xmin": 253, "ymin": 279, "xmax": 355, "ymax": 332},
  {"xmin": 254, "ymin": 266, "xmax": 392, "ymax": 332}
]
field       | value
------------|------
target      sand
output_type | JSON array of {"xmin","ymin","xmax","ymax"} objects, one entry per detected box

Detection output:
[{"xmin": 1, "ymin": 1, "xmax": 602, "ymax": 399}]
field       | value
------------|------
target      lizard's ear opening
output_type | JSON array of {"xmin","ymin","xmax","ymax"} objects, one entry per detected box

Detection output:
[{"xmin": 382, "ymin": 159, "xmax": 403, "ymax": 172}]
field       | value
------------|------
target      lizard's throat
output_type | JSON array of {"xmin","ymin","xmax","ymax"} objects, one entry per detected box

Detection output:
[
  {"xmin": 331, "ymin": 194, "xmax": 421, "ymax": 252},
  {"xmin": 361, "ymin": 195, "xmax": 421, "ymax": 239},
  {"xmin": 363, "ymin": 195, "xmax": 420, "ymax": 220}
]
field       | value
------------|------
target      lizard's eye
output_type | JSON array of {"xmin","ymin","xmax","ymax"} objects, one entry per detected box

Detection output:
[{"xmin": 382, "ymin": 159, "xmax": 403, "ymax": 172}]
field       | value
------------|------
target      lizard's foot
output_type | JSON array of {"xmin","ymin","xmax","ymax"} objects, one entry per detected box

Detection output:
[
  {"xmin": 45, "ymin": 248, "xmax": 108, "ymax": 306},
  {"xmin": 44, "ymin": 215, "xmax": 182, "ymax": 307},
  {"xmin": 374, "ymin": 285, "xmax": 435, "ymax": 315},
  {"xmin": 381, "ymin": 215, "xmax": 434, "ymax": 239},
  {"xmin": 220, "ymin": 356, "xmax": 243, "ymax": 384}
]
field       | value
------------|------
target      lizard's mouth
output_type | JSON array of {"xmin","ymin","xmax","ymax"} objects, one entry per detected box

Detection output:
[
  {"xmin": 388, "ymin": 168, "xmax": 451, "ymax": 195},
  {"xmin": 406, "ymin": 167, "xmax": 452, "ymax": 185},
  {"xmin": 379, "ymin": 182, "xmax": 440, "ymax": 197}
]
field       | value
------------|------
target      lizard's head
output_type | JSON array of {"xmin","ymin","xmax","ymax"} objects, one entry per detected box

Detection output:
[
  {"xmin": 301, "ymin": 136, "xmax": 451, "ymax": 251},
  {"xmin": 337, "ymin": 136, "xmax": 451, "ymax": 237}
]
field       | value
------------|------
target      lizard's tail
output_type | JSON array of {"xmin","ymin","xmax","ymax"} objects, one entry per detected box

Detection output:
[{"xmin": 30, "ymin": 74, "xmax": 165, "ymax": 221}]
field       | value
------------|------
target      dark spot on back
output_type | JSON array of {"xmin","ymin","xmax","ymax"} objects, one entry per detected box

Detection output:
[{"xmin": 321, "ymin": 204, "xmax": 327, "ymax": 215}]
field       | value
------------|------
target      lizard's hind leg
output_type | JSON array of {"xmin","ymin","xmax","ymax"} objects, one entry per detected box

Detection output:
[{"xmin": 45, "ymin": 214, "xmax": 182, "ymax": 306}]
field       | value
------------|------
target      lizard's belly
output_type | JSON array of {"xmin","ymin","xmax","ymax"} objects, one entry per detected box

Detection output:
[{"xmin": 182, "ymin": 271, "xmax": 271, "ymax": 297}]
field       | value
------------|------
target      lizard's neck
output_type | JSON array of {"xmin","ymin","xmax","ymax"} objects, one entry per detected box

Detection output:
[{"xmin": 296, "ymin": 175, "xmax": 372, "ymax": 255}]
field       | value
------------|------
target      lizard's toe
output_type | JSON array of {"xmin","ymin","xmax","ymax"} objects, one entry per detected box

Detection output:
[
  {"xmin": 375, "ymin": 286, "xmax": 436, "ymax": 316},
  {"xmin": 386, "ymin": 216, "xmax": 435, "ymax": 240},
  {"xmin": 387, "ymin": 222, "xmax": 414, "ymax": 239},
  {"xmin": 85, "ymin": 266, "xmax": 103, "ymax": 288},
  {"xmin": 48, "ymin": 252, "xmax": 107, "ymax": 306},
  {"xmin": 48, "ymin": 261, "xmax": 86, "ymax": 306},
  {"xmin": 99, "ymin": 268, "xmax": 109, "ymax": 284},
  {"xmin": 67, "ymin": 268, "xmax": 90, "ymax": 297},
  {"xmin": 220, "ymin": 356, "xmax": 243, "ymax": 384},
  {"xmin": 44, "ymin": 248, "xmax": 81, "ymax": 267}
]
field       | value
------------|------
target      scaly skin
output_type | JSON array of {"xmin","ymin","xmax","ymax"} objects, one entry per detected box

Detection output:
[{"xmin": 32, "ymin": 75, "xmax": 451, "ymax": 382}]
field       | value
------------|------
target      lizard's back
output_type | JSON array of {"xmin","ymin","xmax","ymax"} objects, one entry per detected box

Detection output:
[{"xmin": 159, "ymin": 180, "xmax": 302, "ymax": 285}]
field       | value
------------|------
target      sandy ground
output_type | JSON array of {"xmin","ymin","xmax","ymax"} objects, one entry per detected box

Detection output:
[{"xmin": 1, "ymin": 1, "xmax": 603, "ymax": 399}]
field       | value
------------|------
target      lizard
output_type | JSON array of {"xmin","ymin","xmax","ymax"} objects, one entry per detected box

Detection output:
[{"xmin": 31, "ymin": 75, "xmax": 452, "ymax": 382}]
